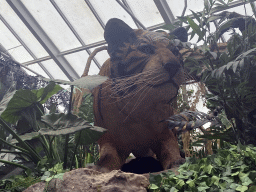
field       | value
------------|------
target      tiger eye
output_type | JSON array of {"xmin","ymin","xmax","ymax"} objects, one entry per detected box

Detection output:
[{"xmin": 137, "ymin": 44, "xmax": 155, "ymax": 54}]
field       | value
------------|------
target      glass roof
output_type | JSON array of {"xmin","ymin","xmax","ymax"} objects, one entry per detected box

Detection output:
[{"xmin": 0, "ymin": 0, "xmax": 255, "ymax": 81}]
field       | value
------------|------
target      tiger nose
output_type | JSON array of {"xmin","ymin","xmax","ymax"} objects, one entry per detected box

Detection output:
[{"xmin": 164, "ymin": 62, "xmax": 181, "ymax": 77}]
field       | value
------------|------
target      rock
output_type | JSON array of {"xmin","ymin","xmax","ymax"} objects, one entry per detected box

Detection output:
[{"xmin": 24, "ymin": 168, "xmax": 150, "ymax": 192}]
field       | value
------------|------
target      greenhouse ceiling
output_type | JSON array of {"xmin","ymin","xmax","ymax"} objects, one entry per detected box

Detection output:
[{"xmin": 0, "ymin": 0, "xmax": 255, "ymax": 81}]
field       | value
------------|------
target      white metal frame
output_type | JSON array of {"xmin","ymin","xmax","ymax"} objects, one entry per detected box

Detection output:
[{"xmin": 4, "ymin": 0, "xmax": 256, "ymax": 80}]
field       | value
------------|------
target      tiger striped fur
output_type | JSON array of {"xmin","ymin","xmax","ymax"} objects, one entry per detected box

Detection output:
[{"xmin": 92, "ymin": 18, "xmax": 188, "ymax": 172}]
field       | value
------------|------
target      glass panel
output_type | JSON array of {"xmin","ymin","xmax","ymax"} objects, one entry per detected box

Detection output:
[
  {"xmin": 64, "ymin": 50, "xmax": 100, "ymax": 77},
  {"xmin": 41, "ymin": 59, "xmax": 69, "ymax": 80},
  {"xmin": 166, "ymin": 0, "xmax": 205, "ymax": 17},
  {"xmin": 0, "ymin": 1, "xmax": 49, "ymax": 59},
  {"xmin": 25, "ymin": 63, "xmax": 50, "ymax": 78},
  {"xmin": 126, "ymin": 0, "xmax": 164, "ymax": 28},
  {"xmin": 55, "ymin": 0, "xmax": 104, "ymax": 44},
  {"xmin": 89, "ymin": 0, "xmax": 137, "ymax": 28},
  {"xmin": 0, "ymin": 20, "xmax": 20, "ymax": 50},
  {"xmin": 21, "ymin": 0, "xmax": 81, "ymax": 52},
  {"xmin": 9, "ymin": 46, "xmax": 33, "ymax": 63}
]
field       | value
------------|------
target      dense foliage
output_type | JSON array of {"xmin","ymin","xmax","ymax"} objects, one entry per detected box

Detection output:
[{"xmin": 149, "ymin": 142, "xmax": 256, "ymax": 192}]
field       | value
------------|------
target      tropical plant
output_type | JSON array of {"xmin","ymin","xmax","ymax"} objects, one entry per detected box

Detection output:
[
  {"xmin": 171, "ymin": 0, "xmax": 256, "ymax": 147},
  {"xmin": 148, "ymin": 142, "xmax": 256, "ymax": 192},
  {"xmin": 0, "ymin": 75, "xmax": 108, "ymax": 174}
]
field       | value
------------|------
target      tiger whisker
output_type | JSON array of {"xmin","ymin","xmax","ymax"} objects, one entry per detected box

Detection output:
[
  {"xmin": 122, "ymin": 75, "xmax": 167, "ymax": 122},
  {"xmin": 119, "ymin": 72, "xmax": 165, "ymax": 113}
]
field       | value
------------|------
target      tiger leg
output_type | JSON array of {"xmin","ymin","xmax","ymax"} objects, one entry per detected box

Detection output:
[
  {"xmin": 96, "ymin": 134, "xmax": 130, "ymax": 172},
  {"xmin": 151, "ymin": 129, "xmax": 185, "ymax": 169}
]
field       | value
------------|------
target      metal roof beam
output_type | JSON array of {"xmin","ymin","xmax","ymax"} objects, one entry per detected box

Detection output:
[
  {"xmin": 0, "ymin": 14, "xmax": 54, "ymax": 79},
  {"xmin": 50, "ymin": 0, "xmax": 101, "ymax": 70},
  {"xmin": 153, "ymin": 0, "xmax": 175, "ymax": 25},
  {"xmin": 122, "ymin": 0, "xmax": 141, "ymax": 29},
  {"xmin": 22, "ymin": 40, "xmax": 107, "ymax": 66},
  {"xmin": 84, "ymin": 0, "xmax": 105, "ymax": 29},
  {"xmin": 7, "ymin": 0, "xmax": 79, "ymax": 81},
  {"xmin": 116, "ymin": 0, "xmax": 146, "ymax": 29}
]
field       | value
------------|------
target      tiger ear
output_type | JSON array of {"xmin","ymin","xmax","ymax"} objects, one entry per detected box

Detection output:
[
  {"xmin": 169, "ymin": 27, "xmax": 188, "ymax": 42},
  {"xmin": 104, "ymin": 18, "xmax": 136, "ymax": 54}
]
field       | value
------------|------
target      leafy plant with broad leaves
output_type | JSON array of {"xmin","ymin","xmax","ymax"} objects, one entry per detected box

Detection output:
[
  {"xmin": 149, "ymin": 142, "xmax": 256, "ymax": 192},
  {"xmin": 0, "ymin": 75, "xmax": 107, "ymax": 175}
]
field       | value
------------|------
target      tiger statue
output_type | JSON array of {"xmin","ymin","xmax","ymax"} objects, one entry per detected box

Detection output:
[{"xmin": 92, "ymin": 18, "xmax": 187, "ymax": 172}]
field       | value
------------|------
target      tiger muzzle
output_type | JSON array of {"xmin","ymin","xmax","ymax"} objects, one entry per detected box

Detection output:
[{"xmin": 164, "ymin": 62, "xmax": 181, "ymax": 78}]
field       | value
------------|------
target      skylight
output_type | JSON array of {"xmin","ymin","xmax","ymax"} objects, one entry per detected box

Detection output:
[{"xmin": 0, "ymin": 0, "xmax": 255, "ymax": 81}]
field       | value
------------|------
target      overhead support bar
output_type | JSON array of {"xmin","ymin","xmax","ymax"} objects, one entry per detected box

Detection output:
[
  {"xmin": 22, "ymin": 40, "xmax": 107, "ymax": 66},
  {"xmin": 50, "ymin": 0, "xmax": 101, "ymax": 70},
  {"xmin": 84, "ymin": 0, "xmax": 105, "ymax": 29},
  {"xmin": 0, "ymin": 14, "xmax": 54, "ymax": 79},
  {"xmin": 121, "ymin": 0, "xmax": 141, "ymax": 29},
  {"xmin": 7, "ymin": 0, "xmax": 80, "ymax": 81},
  {"xmin": 153, "ymin": 0, "xmax": 175, "ymax": 25},
  {"xmin": 116, "ymin": 0, "xmax": 146, "ymax": 30}
]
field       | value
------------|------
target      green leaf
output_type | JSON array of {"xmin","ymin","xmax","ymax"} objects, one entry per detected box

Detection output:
[
  {"xmin": 1, "ymin": 89, "xmax": 37, "ymax": 123},
  {"xmin": 216, "ymin": 0, "xmax": 227, "ymax": 6},
  {"xmin": 239, "ymin": 172, "xmax": 253, "ymax": 186},
  {"xmin": 33, "ymin": 82, "xmax": 62, "ymax": 104},
  {"xmin": 216, "ymin": 20, "xmax": 233, "ymax": 39},
  {"xmin": 210, "ymin": 175, "xmax": 220, "ymax": 186},
  {"xmin": 190, "ymin": 30, "xmax": 196, "ymax": 41},
  {"xmin": 53, "ymin": 173, "xmax": 64, "ymax": 180},
  {"xmin": 10, "ymin": 131, "xmax": 40, "ymax": 144},
  {"xmin": 187, "ymin": 17, "xmax": 203, "ymax": 42},
  {"xmin": 237, "ymin": 47, "xmax": 256, "ymax": 60},
  {"xmin": 232, "ymin": 61, "xmax": 240, "ymax": 73},
  {"xmin": 176, "ymin": 179, "xmax": 185, "ymax": 187},
  {"xmin": 186, "ymin": 180, "xmax": 195, "ymax": 188},
  {"xmin": 161, "ymin": 23, "xmax": 176, "ymax": 31},
  {"xmin": 75, "ymin": 127, "xmax": 106, "ymax": 145},
  {"xmin": 214, "ymin": 157, "xmax": 222, "ymax": 166},
  {"xmin": 149, "ymin": 184, "xmax": 159, "ymax": 189},
  {"xmin": 236, "ymin": 185, "xmax": 248, "ymax": 192},
  {"xmin": 216, "ymin": 65, "xmax": 226, "ymax": 78},
  {"xmin": 0, "ymin": 84, "xmax": 16, "ymax": 116},
  {"xmin": 209, "ymin": 51, "xmax": 217, "ymax": 59},
  {"xmin": 190, "ymin": 10, "xmax": 201, "ymax": 24},
  {"xmin": 207, "ymin": 15, "xmax": 222, "ymax": 23},
  {"xmin": 170, "ymin": 187, "xmax": 178, "ymax": 192},
  {"xmin": 40, "ymin": 114, "xmax": 107, "ymax": 143},
  {"xmin": 42, "ymin": 75, "xmax": 108, "ymax": 90},
  {"xmin": 231, "ymin": 171, "xmax": 239, "ymax": 176}
]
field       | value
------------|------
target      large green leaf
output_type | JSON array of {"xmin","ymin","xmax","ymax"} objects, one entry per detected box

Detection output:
[
  {"xmin": 32, "ymin": 81, "xmax": 62, "ymax": 104},
  {"xmin": 1, "ymin": 89, "xmax": 38, "ymax": 123},
  {"xmin": 42, "ymin": 75, "xmax": 108, "ymax": 90},
  {"xmin": 75, "ymin": 126, "xmax": 107, "ymax": 145},
  {"xmin": 10, "ymin": 131, "xmax": 40, "ymax": 144},
  {"xmin": 1, "ymin": 83, "xmax": 63, "ymax": 123},
  {"xmin": 0, "ymin": 86, "xmax": 16, "ymax": 116},
  {"xmin": 40, "ymin": 113, "xmax": 107, "ymax": 138}
]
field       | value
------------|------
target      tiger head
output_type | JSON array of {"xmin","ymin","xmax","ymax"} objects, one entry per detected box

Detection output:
[{"xmin": 103, "ymin": 18, "xmax": 186, "ymax": 103}]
